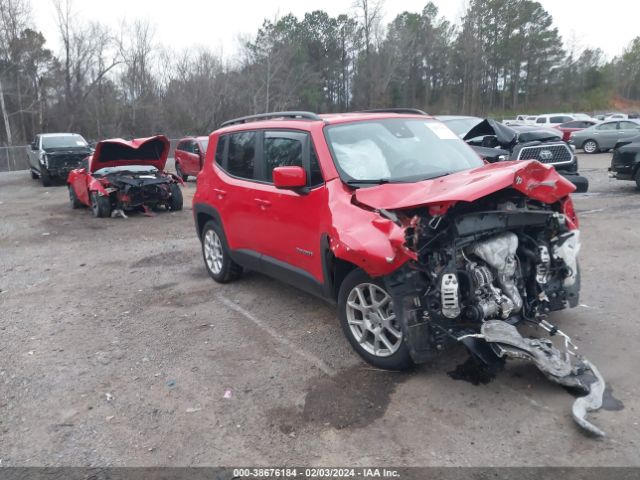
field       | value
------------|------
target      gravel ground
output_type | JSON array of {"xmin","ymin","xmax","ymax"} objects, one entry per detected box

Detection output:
[{"xmin": 0, "ymin": 153, "xmax": 638, "ymax": 466}]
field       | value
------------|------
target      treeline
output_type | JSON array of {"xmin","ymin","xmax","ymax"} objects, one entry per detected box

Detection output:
[{"xmin": 0, "ymin": 0, "xmax": 639, "ymax": 146}]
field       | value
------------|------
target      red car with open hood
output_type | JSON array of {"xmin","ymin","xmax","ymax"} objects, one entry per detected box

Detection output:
[{"xmin": 67, "ymin": 135, "xmax": 183, "ymax": 217}]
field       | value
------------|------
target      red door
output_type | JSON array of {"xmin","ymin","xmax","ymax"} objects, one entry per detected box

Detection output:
[{"xmin": 249, "ymin": 131, "xmax": 327, "ymax": 282}]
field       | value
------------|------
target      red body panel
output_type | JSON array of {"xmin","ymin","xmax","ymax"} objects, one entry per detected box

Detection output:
[
  {"xmin": 193, "ymin": 114, "xmax": 578, "ymax": 284},
  {"xmin": 353, "ymin": 160, "xmax": 575, "ymax": 212}
]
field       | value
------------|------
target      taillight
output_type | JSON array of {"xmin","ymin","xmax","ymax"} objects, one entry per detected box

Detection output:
[{"xmin": 561, "ymin": 196, "xmax": 579, "ymax": 230}]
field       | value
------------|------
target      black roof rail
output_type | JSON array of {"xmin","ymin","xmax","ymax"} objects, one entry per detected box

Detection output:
[
  {"xmin": 359, "ymin": 108, "xmax": 428, "ymax": 115},
  {"xmin": 220, "ymin": 111, "xmax": 322, "ymax": 128}
]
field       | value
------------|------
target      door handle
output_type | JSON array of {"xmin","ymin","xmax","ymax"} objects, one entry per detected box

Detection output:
[
  {"xmin": 254, "ymin": 198, "xmax": 271, "ymax": 209},
  {"xmin": 213, "ymin": 188, "xmax": 227, "ymax": 198}
]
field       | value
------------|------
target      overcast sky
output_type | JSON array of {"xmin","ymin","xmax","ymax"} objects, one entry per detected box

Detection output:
[{"xmin": 32, "ymin": 0, "xmax": 637, "ymax": 60}]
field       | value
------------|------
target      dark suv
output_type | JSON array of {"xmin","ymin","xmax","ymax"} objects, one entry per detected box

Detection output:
[
  {"xmin": 192, "ymin": 111, "xmax": 582, "ymax": 371},
  {"xmin": 27, "ymin": 133, "xmax": 92, "ymax": 186}
]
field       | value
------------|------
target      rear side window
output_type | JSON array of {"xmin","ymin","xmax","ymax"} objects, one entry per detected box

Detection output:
[
  {"xmin": 264, "ymin": 133, "xmax": 304, "ymax": 182},
  {"xmin": 227, "ymin": 132, "xmax": 256, "ymax": 179},
  {"xmin": 597, "ymin": 122, "xmax": 617, "ymax": 131}
]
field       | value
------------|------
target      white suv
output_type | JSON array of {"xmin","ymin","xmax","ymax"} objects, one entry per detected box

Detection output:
[{"xmin": 533, "ymin": 114, "xmax": 576, "ymax": 127}]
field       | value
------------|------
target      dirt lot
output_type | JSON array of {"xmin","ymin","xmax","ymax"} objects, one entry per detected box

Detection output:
[{"xmin": 1, "ymin": 153, "xmax": 639, "ymax": 466}]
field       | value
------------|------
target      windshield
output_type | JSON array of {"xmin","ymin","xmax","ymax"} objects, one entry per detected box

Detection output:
[
  {"xmin": 440, "ymin": 117, "xmax": 482, "ymax": 137},
  {"xmin": 325, "ymin": 119, "xmax": 483, "ymax": 183},
  {"xmin": 42, "ymin": 134, "xmax": 88, "ymax": 149}
]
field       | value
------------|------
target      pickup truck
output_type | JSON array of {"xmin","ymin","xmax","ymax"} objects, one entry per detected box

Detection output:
[{"xmin": 27, "ymin": 133, "xmax": 92, "ymax": 186}]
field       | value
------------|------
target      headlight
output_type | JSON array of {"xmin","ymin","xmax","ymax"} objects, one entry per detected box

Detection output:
[{"xmin": 39, "ymin": 153, "xmax": 48, "ymax": 167}]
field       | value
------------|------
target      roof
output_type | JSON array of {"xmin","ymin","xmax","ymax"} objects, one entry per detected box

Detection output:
[
  {"xmin": 39, "ymin": 133, "xmax": 84, "ymax": 137},
  {"xmin": 215, "ymin": 111, "xmax": 434, "ymax": 134}
]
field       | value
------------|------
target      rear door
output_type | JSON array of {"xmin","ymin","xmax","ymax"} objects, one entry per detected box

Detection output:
[
  {"xmin": 594, "ymin": 121, "xmax": 619, "ymax": 149},
  {"xmin": 175, "ymin": 141, "xmax": 187, "ymax": 173},
  {"xmin": 214, "ymin": 131, "xmax": 262, "ymax": 265},
  {"xmin": 249, "ymin": 130, "xmax": 327, "ymax": 283}
]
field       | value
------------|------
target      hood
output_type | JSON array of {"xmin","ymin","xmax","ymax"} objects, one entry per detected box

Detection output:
[
  {"xmin": 353, "ymin": 160, "xmax": 575, "ymax": 211},
  {"xmin": 89, "ymin": 135, "xmax": 169, "ymax": 172},
  {"xmin": 464, "ymin": 119, "xmax": 517, "ymax": 147},
  {"xmin": 44, "ymin": 146, "xmax": 92, "ymax": 154}
]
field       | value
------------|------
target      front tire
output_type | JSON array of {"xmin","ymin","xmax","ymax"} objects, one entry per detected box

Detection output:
[
  {"xmin": 168, "ymin": 183, "xmax": 183, "ymax": 211},
  {"xmin": 41, "ymin": 169, "xmax": 52, "ymax": 187},
  {"xmin": 68, "ymin": 185, "xmax": 82, "ymax": 209},
  {"xmin": 338, "ymin": 268, "xmax": 412, "ymax": 370},
  {"xmin": 90, "ymin": 191, "xmax": 111, "ymax": 218},
  {"xmin": 583, "ymin": 140, "xmax": 599, "ymax": 154},
  {"xmin": 201, "ymin": 220, "xmax": 242, "ymax": 283}
]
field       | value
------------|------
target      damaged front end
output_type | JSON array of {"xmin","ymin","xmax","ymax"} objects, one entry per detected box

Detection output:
[
  {"xmin": 96, "ymin": 167, "xmax": 182, "ymax": 213},
  {"xmin": 375, "ymin": 179, "xmax": 604, "ymax": 436}
]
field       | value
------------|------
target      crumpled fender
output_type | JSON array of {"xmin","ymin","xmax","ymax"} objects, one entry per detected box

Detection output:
[
  {"xmin": 325, "ymin": 180, "xmax": 415, "ymax": 277},
  {"xmin": 88, "ymin": 178, "xmax": 109, "ymax": 196}
]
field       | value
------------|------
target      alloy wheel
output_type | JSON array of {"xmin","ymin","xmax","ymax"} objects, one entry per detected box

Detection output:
[
  {"xmin": 204, "ymin": 229, "xmax": 224, "ymax": 274},
  {"xmin": 345, "ymin": 283, "xmax": 402, "ymax": 357}
]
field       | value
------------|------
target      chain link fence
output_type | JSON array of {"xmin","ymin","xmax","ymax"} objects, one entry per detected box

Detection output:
[{"xmin": 0, "ymin": 145, "xmax": 29, "ymax": 172}]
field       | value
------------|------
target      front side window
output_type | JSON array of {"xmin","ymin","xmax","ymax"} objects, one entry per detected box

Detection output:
[
  {"xmin": 619, "ymin": 121, "xmax": 640, "ymax": 129},
  {"xmin": 536, "ymin": 117, "xmax": 546, "ymax": 124},
  {"xmin": 227, "ymin": 132, "xmax": 256, "ymax": 179},
  {"xmin": 325, "ymin": 119, "xmax": 483, "ymax": 184},
  {"xmin": 264, "ymin": 133, "xmax": 304, "ymax": 182}
]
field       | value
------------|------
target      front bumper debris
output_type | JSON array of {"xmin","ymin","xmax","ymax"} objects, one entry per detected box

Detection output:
[{"xmin": 460, "ymin": 320, "xmax": 606, "ymax": 437}]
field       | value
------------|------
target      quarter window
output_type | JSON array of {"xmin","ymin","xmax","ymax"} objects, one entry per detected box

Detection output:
[
  {"xmin": 214, "ymin": 136, "xmax": 225, "ymax": 166},
  {"xmin": 227, "ymin": 132, "xmax": 256, "ymax": 179}
]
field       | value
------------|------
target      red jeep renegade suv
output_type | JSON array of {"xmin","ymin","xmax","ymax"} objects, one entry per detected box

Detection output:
[{"xmin": 193, "ymin": 110, "xmax": 581, "ymax": 371}]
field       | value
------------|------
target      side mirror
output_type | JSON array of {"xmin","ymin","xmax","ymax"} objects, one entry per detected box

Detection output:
[{"xmin": 273, "ymin": 166, "xmax": 306, "ymax": 189}]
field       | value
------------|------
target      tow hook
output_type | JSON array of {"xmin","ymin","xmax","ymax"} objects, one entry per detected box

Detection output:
[{"xmin": 459, "ymin": 320, "xmax": 606, "ymax": 437}]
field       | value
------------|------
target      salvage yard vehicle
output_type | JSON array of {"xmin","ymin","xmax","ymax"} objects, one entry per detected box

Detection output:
[
  {"xmin": 461, "ymin": 119, "xmax": 589, "ymax": 192},
  {"xmin": 27, "ymin": 133, "xmax": 92, "ymax": 187},
  {"xmin": 193, "ymin": 110, "xmax": 606, "ymax": 436},
  {"xmin": 67, "ymin": 135, "xmax": 183, "ymax": 218},
  {"xmin": 608, "ymin": 134, "xmax": 640, "ymax": 189},
  {"xmin": 569, "ymin": 119, "xmax": 640, "ymax": 153},
  {"xmin": 174, "ymin": 136, "xmax": 209, "ymax": 181}
]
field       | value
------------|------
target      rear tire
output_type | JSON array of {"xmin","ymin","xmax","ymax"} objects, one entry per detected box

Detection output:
[
  {"xmin": 168, "ymin": 183, "xmax": 183, "ymax": 211},
  {"xmin": 41, "ymin": 169, "xmax": 52, "ymax": 187},
  {"xmin": 583, "ymin": 140, "xmax": 599, "ymax": 154},
  {"xmin": 90, "ymin": 191, "xmax": 111, "ymax": 218},
  {"xmin": 68, "ymin": 185, "xmax": 82, "ymax": 209},
  {"xmin": 338, "ymin": 268, "xmax": 413, "ymax": 370},
  {"xmin": 201, "ymin": 220, "xmax": 242, "ymax": 283}
]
